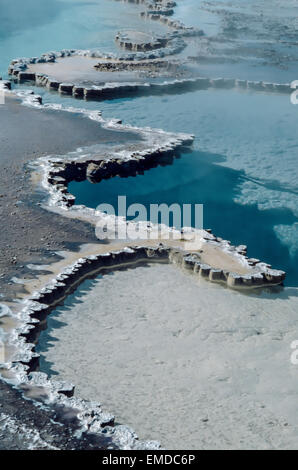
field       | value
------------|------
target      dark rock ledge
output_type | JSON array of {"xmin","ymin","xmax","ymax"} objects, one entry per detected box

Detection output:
[
  {"xmin": 115, "ymin": 30, "xmax": 188, "ymax": 54},
  {"xmin": 113, "ymin": 0, "xmax": 202, "ymax": 33},
  {"xmin": 6, "ymin": 86, "xmax": 286, "ymax": 292},
  {"xmin": 6, "ymin": 0, "xmax": 293, "ymax": 98},
  {"xmin": 0, "ymin": 79, "xmax": 11, "ymax": 90},
  {"xmin": 1, "ymin": 241, "xmax": 286, "ymax": 448},
  {"xmin": 8, "ymin": 54, "xmax": 292, "ymax": 101},
  {"xmin": 45, "ymin": 155, "xmax": 286, "ymax": 291}
]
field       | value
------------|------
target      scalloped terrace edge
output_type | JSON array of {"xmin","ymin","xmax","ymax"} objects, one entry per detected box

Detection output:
[
  {"xmin": 0, "ymin": 86, "xmax": 287, "ymax": 290},
  {"xmin": 0, "ymin": 243, "xmax": 286, "ymax": 450},
  {"xmin": 3, "ymin": 248, "xmax": 174, "ymax": 451},
  {"xmin": 0, "ymin": 0, "xmax": 289, "ymax": 450},
  {"xmin": 0, "ymin": 86, "xmax": 286, "ymax": 449},
  {"xmin": 8, "ymin": 51, "xmax": 292, "ymax": 101},
  {"xmin": 7, "ymin": 0, "xmax": 292, "ymax": 99}
]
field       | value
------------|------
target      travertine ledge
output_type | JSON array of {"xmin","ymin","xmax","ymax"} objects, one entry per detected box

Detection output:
[
  {"xmin": 8, "ymin": 87, "xmax": 284, "ymax": 290},
  {"xmin": 8, "ymin": 53, "xmax": 292, "ymax": 102}
]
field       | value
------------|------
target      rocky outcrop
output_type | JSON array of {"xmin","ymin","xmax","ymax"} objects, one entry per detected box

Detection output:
[
  {"xmin": 114, "ymin": 0, "xmax": 203, "ymax": 35},
  {"xmin": 2, "ymin": 246, "xmax": 172, "ymax": 450},
  {"xmin": 173, "ymin": 249, "xmax": 285, "ymax": 288},
  {"xmin": 46, "ymin": 135, "xmax": 192, "ymax": 206},
  {"xmin": 115, "ymin": 31, "xmax": 169, "ymax": 52},
  {"xmin": 0, "ymin": 79, "xmax": 11, "ymax": 90},
  {"xmin": 46, "ymin": 154, "xmax": 286, "ymax": 290},
  {"xmin": 8, "ymin": 53, "xmax": 293, "ymax": 101}
]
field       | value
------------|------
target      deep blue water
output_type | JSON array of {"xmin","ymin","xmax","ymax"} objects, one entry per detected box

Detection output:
[
  {"xmin": 1, "ymin": 0, "xmax": 298, "ymax": 285},
  {"xmin": 69, "ymin": 148, "xmax": 298, "ymax": 286}
]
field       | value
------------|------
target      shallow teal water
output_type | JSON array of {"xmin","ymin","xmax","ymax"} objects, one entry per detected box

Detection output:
[
  {"xmin": 0, "ymin": 0, "xmax": 166, "ymax": 77},
  {"xmin": 2, "ymin": 0, "xmax": 298, "ymax": 285}
]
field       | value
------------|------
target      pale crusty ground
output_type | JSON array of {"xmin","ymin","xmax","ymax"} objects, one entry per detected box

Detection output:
[
  {"xmin": 38, "ymin": 263, "xmax": 298, "ymax": 450},
  {"xmin": 0, "ymin": 94, "xmax": 145, "ymax": 450},
  {"xmin": 0, "ymin": 95, "xmax": 139, "ymax": 301},
  {"xmin": 28, "ymin": 56, "xmax": 178, "ymax": 87}
]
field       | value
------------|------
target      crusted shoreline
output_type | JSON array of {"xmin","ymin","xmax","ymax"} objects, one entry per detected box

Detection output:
[
  {"xmin": 6, "ymin": 0, "xmax": 293, "ymax": 100},
  {"xmin": 0, "ymin": 0, "xmax": 292, "ymax": 451},
  {"xmin": 0, "ymin": 86, "xmax": 287, "ymax": 289},
  {"xmin": 0, "ymin": 242, "xmax": 286, "ymax": 450},
  {"xmin": 7, "ymin": 0, "xmax": 292, "ymax": 100},
  {"xmin": 7, "ymin": 52, "xmax": 292, "ymax": 101},
  {"xmin": 0, "ymin": 87, "xmax": 286, "ymax": 448},
  {"xmin": 9, "ymin": 87, "xmax": 282, "ymax": 290}
]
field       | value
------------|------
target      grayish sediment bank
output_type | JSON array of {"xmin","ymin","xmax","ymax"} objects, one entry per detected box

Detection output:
[
  {"xmin": 38, "ymin": 262, "xmax": 298, "ymax": 450},
  {"xmin": 0, "ymin": 0, "xmax": 295, "ymax": 451},
  {"xmin": 0, "ymin": 94, "xmax": 142, "ymax": 301}
]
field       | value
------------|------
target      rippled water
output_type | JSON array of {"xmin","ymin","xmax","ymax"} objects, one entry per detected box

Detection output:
[{"xmin": 173, "ymin": 0, "xmax": 298, "ymax": 82}]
